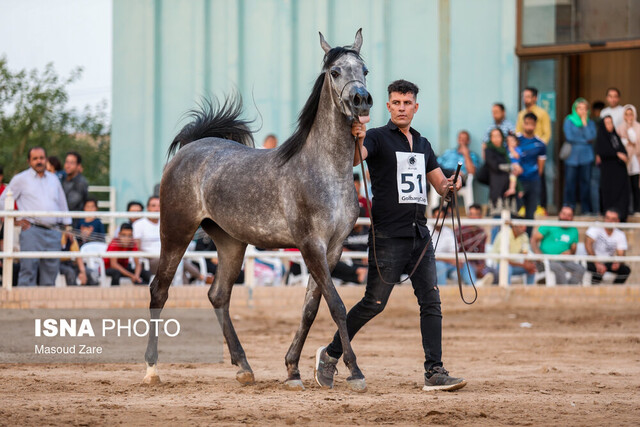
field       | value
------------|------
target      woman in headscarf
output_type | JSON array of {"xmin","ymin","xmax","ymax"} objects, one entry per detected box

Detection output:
[
  {"xmin": 596, "ymin": 115, "xmax": 630, "ymax": 221},
  {"xmin": 562, "ymin": 98, "xmax": 597, "ymax": 214},
  {"xmin": 485, "ymin": 128, "xmax": 517, "ymax": 214},
  {"xmin": 616, "ymin": 104, "xmax": 640, "ymax": 214}
]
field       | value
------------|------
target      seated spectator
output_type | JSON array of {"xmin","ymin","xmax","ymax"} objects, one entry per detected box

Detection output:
[
  {"xmin": 437, "ymin": 130, "xmax": 480, "ymax": 184},
  {"xmin": 585, "ymin": 208, "xmax": 630, "ymax": 284},
  {"xmin": 194, "ymin": 235, "xmax": 244, "ymax": 284},
  {"xmin": 133, "ymin": 196, "xmax": 162, "ymax": 274},
  {"xmin": 104, "ymin": 223, "xmax": 151, "ymax": 286},
  {"xmin": 115, "ymin": 200, "xmax": 144, "ymax": 235},
  {"xmin": 353, "ymin": 173, "xmax": 370, "ymax": 217},
  {"xmin": 429, "ymin": 207, "xmax": 476, "ymax": 286},
  {"xmin": 491, "ymin": 217, "xmax": 537, "ymax": 285},
  {"xmin": 77, "ymin": 198, "xmax": 106, "ymax": 246},
  {"xmin": 331, "ymin": 220, "xmax": 369, "ymax": 285},
  {"xmin": 59, "ymin": 231, "xmax": 96, "ymax": 286},
  {"xmin": 458, "ymin": 204, "xmax": 495, "ymax": 285},
  {"xmin": 530, "ymin": 206, "xmax": 585, "ymax": 285}
]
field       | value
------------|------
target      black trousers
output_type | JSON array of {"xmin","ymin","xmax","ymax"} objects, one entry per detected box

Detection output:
[
  {"xmin": 106, "ymin": 265, "xmax": 151, "ymax": 286},
  {"xmin": 326, "ymin": 229, "xmax": 442, "ymax": 372},
  {"xmin": 587, "ymin": 262, "xmax": 630, "ymax": 284}
]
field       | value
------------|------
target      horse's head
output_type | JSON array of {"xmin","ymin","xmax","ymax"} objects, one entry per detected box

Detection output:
[{"xmin": 319, "ymin": 29, "xmax": 373, "ymax": 125}]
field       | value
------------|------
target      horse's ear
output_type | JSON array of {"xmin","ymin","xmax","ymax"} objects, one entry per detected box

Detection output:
[
  {"xmin": 319, "ymin": 32, "xmax": 332, "ymax": 54},
  {"xmin": 351, "ymin": 28, "xmax": 363, "ymax": 54}
]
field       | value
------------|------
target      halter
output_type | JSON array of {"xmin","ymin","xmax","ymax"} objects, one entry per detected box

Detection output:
[{"xmin": 328, "ymin": 73, "xmax": 366, "ymax": 118}]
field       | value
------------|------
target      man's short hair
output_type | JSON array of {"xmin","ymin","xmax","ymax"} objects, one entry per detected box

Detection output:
[
  {"xmin": 606, "ymin": 87, "xmax": 621, "ymax": 97},
  {"xmin": 493, "ymin": 103, "xmax": 505, "ymax": 112},
  {"xmin": 458, "ymin": 130, "xmax": 470, "ymax": 139},
  {"xmin": 592, "ymin": 100, "xmax": 605, "ymax": 111},
  {"xmin": 84, "ymin": 198, "xmax": 98, "ymax": 208},
  {"xmin": 469, "ymin": 203, "xmax": 482, "ymax": 212},
  {"xmin": 353, "ymin": 173, "xmax": 360, "ymax": 182},
  {"xmin": 524, "ymin": 87, "xmax": 538, "ymax": 97},
  {"xmin": 524, "ymin": 112, "xmax": 538, "ymax": 122},
  {"xmin": 605, "ymin": 207, "xmax": 621, "ymax": 219},
  {"xmin": 120, "ymin": 222, "xmax": 133, "ymax": 232},
  {"xmin": 66, "ymin": 151, "xmax": 82, "ymax": 165},
  {"xmin": 147, "ymin": 195, "xmax": 160, "ymax": 207},
  {"xmin": 127, "ymin": 200, "xmax": 143, "ymax": 211},
  {"xmin": 27, "ymin": 147, "xmax": 46, "ymax": 160},
  {"xmin": 388, "ymin": 80, "xmax": 419, "ymax": 98}
]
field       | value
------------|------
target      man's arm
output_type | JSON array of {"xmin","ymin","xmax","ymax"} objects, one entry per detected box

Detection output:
[
  {"xmin": 427, "ymin": 168, "xmax": 462, "ymax": 196},
  {"xmin": 352, "ymin": 121, "xmax": 368, "ymax": 166},
  {"xmin": 540, "ymin": 111, "xmax": 552, "ymax": 143},
  {"xmin": 458, "ymin": 145, "xmax": 476, "ymax": 175},
  {"xmin": 537, "ymin": 157, "xmax": 546, "ymax": 176},
  {"xmin": 530, "ymin": 229, "xmax": 543, "ymax": 254}
]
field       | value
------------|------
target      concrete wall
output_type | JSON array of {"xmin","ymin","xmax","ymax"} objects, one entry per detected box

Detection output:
[{"xmin": 111, "ymin": 0, "xmax": 518, "ymax": 209}]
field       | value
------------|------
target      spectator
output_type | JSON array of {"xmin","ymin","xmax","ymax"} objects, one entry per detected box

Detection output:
[
  {"xmin": 77, "ymin": 198, "xmax": 106, "ymax": 246},
  {"xmin": 0, "ymin": 165, "xmax": 6, "ymax": 195},
  {"xmin": 514, "ymin": 113, "xmax": 546, "ymax": 229},
  {"xmin": 516, "ymin": 87, "xmax": 551, "ymax": 211},
  {"xmin": 485, "ymin": 130, "xmax": 518, "ymax": 241},
  {"xmin": 262, "ymin": 134, "xmax": 278, "ymax": 149},
  {"xmin": 490, "ymin": 216, "xmax": 536, "ymax": 285},
  {"xmin": 194, "ymin": 235, "xmax": 244, "ymax": 284},
  {"xmin": 591, "ymin": 101, "xmax": 605, "ymax": 123},
  {"xmin": 46, "ymin": 156, "xmax": 65, "ymax": 180},
  {"xmin": 616, "ymin": 104, "xmax": 640, "ymax": 215},
  {"xmin": 438, "ymin": 130, "xmax": 481, "ymax": 184},
  {"xmin": 483, "ymin": 103, "xmax": 515, "ymax": 144},
  {"xmin": 132, "ymin": 196, "xmax": 162, "ymax": 274},
  {"xmin": 115, "ymin": 200, "xmax": 144, "ymax": 235},
  {"xmin": 59, "ymin": 231, "xmax": 94, "ymax": 286},
  {"xmin": 353, "ymin": 173, "xmax": 369, "ymax": 217},
  {"xmin": 429, "ymin": 207, "xmax": 476, "ymax": 286},
  {"xmin": 61, "ymin": 151, "xmax": 89, "ymax": 225},
  {"xmin": 0, "ymin": 147, "xmax": 71, "ymax": 286},
  {"xmin": 458, "ymin": 204, "xmax": 495, "ymax": 285},
  {"xmin": 585, "ymin": 208, "xmax": 630, "ymax": 284},
  {"xmin": 104, "ymin": 223, "xmax": 151, "ymax": 286},
  {"xmin": 596, "ymin": 116, "xmax": 630, "ymax": 222},
  {"xmin": 562, "ymin": 98, "xmax": 597, "ymax": 214},
  {"xmin": 600, "ymin": 87, "xmax": 624, "ymax": 128},
  {"xmin": 530, "ymin": 206, "xmax": 585, "ymax": 285},
  {"xmin": 590, "ymin": 100, "xmax": 606, "ymax": 215}
]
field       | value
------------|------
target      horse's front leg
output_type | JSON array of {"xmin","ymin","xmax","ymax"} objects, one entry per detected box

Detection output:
[{"xmin": 299, "ymin": 241, "xmax": 366, "ymax": 392}]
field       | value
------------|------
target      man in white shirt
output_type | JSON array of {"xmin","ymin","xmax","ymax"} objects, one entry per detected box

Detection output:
[
  {"xmin": 429, "ymin": 207, "xmax": 475, "ymax": 285},
  {"xmin": 0, "ymin": 147, "xmax": 71, "ymax": 286},
  {"xmin": 133, "ymin": 196, "xmax": 161, "ymax": 274},
  {"xmin": 600, "ymin": 88, "xmax": 625, "ymax": 128},
  {"xmin": 585, "ymin": 208, "xmax": 630, "ymax": 284}
]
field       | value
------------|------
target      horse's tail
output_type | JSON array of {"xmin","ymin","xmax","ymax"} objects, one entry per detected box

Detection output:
[{"xmin": 168, "ymin": 94, "xmax": 254, "ymax": 158}]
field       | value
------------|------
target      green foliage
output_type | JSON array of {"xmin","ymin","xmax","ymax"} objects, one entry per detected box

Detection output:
[{"xmin": 0, "ymin": 57, "xmax": 110, "ymax": 184}]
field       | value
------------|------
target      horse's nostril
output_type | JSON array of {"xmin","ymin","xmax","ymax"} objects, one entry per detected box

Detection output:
[
  {"xmin": 367, "ymin": 95, "xmax": 373, "ymax": 106},
  {"xmin": 353, "ymin": 94, "xmax": 361, "ymax": 106}
]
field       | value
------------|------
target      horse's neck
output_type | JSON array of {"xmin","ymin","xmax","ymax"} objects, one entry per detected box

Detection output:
[{"xmin": 302, "ymin": 79, "xmax": 354, "ymax": 177}]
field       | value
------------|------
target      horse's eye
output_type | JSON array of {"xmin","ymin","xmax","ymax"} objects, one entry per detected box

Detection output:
[
  {"xmin": 330, "ymin": 69, "xmax": 340, "ymax": 78},
  {"xmin": 363, "ymin": 68, "xmax": 369, "ymax": 76}
]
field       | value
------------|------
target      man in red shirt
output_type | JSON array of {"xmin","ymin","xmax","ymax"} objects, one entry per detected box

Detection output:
[{"xmin": 104, "ymin": 223, "xmax": 150, "ymax": 286}]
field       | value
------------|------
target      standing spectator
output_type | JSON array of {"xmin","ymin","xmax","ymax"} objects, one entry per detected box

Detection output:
[
  {"xmin": 133, "ymin": 195, "xmax": 162, "ymax": 274},
  {"xmin": 590, "ymin": 100, "xmax": 606, "ymax": 214},
  {"xmin": 600, "ymin": 88, "xmax": 624, "ymax": 128},
  {"xmin": 596, "ymin": 116, "xmax": 630, "ymax": 222},
  {"xmin": 483, "ymin": 103, "xmax": 515, "ymax": 144},
  {"xmin": 429, "ymin": 207, "xmax": 476, "ymax": 286},
  {"xmin": 61, "ymin": 151, "xmax": 89, "ymax": 228},
  {"xmin": 438, "ymin": 130, "xmax": 481, "ymax": 181},
  {"xmin": 77, "ymin": 198, "xmax": 106, "ymax": 246},
  {"xmin": 514, "ymin": 113, "xmax": 546, "ymax": 229},
  {"xmin": 353, "ymin": 173, "xmax": 369, "ymax": 217},
  {"xmin": 262, "ymin": 134, "xmax": 278, "ymax": 149},
  {"xmin": 484, "ymin": 129, "xmax": 517, "ymax": 212},
  {"xmin": 616, "ymin": 104, "xmax": 640, "ymax": 215},
  {"xmin": 585, "ymin": 208, "xmax": 630, "ymax": 284},
  {"xmin": 490, "ymin": 217, "xmax": 537, "ymax": 285},
  {"xmin": 530, "ymin": 206, "xmax": 585, "ymax": 285},
  {"xmin": 0, "ymin": 147, "xmax": 71, "ymax": 286},
  {"xmin": 104, "ymin": 223, "xmax": 151, "ymax": 286},
  {"xmin": 591, "ymin": 101, "xmax": 605, "ymax": 124},
  {"xmin": 562, "ymin": 98, "xmax": 597, "ymax": 214},
  {"xmin": 516, "ymin": 87, "xmax": 551, "ymax": 210},
  {"xmin": 458, "ymin": 204, "xmax": 495, "ymax": 285}
]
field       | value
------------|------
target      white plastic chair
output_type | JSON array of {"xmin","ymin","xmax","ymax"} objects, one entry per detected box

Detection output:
[{"xmin": 79, "ymin": 242, "xmax": 109, "ymax": 287}]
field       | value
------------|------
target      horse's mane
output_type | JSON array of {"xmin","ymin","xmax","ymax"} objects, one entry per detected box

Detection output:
[
  {"xmin": 167, "ymin": 95, "xmax": 254, "ymax": 159},
  {"xmin": 275, "ymin": 47, "xmax": 361, "ymax": 166}
]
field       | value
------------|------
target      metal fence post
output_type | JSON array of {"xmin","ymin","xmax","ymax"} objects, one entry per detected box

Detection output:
[
  {"xmin": 2, "ymin": 191, "xmax": 15, "ymax": 290},
  {"xmin": 498, "ymin": 209, "xmax": 511, "ymax": 287}
]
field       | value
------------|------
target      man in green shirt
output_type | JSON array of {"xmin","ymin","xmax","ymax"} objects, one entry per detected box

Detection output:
[{"xmin": 531, "ymin": 206, "xmax": 585, "ymax": 284}]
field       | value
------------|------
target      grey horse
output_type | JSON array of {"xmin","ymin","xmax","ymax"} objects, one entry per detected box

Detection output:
[{"xmin": 143, "ymin": 29, "xmax": 373, "ymax": 392}]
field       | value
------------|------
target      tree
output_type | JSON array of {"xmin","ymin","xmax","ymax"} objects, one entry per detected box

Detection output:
[{"xmin": 0, "ymin": 57, "xmax": 110, "ymax": 184}]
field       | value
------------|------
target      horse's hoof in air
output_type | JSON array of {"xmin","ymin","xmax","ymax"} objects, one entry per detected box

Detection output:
[
  {"xmin": 346, "ymin": 377, "xmax": 367, "ymax": 393},
  {"xmin": 236, "ymin": 370, "xmax": 255, "ymax": 385},
  {"xmin": 142, "ymin": 374, "xmax": 161, "ymax": 385},
  {"xmin": 284, "ymin": 379, "xmax": 305, "ymax": 391}
]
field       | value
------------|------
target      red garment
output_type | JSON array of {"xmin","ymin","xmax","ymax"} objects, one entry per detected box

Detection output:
[
  {"xmin": 457, "ymin": 225, "xmax": 487, "ymax": 268},
  {"xmin": 0, "ymin": 183, "xmax": 18, "ymax": 209},
  {"xmin": 104, "ymin": 239, "xmax": 138, "ymax": 269},
  {"xmin": 358, "ymin": 196, "xmax": 370, "ymax": 217}
]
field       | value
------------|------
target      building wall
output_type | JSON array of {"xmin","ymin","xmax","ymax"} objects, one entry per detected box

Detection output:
[{"xmin": 111, "ymin": 0, "xmax": 518, "ymax": 209}]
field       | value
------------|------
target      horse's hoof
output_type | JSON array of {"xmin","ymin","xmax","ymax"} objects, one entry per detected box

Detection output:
[
  {"xmin": 236, "ymin": 370, "xmax": 255, "ymax": 385},
  {"xmin": 346, "ymin": 377, "xmax": 367, "ymax": 393},
  {"xmin": 142, "ymin": 375, "xmax": 161, "ymax": 385},
  {"xmin": 284, "ymin": 379, "xmax": 305, "ymax": 391}
]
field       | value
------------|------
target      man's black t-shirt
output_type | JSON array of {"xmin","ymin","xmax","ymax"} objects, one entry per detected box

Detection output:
[{"xmin": 363, "ymin": 120, "xmax": 439, "ymax": 238}]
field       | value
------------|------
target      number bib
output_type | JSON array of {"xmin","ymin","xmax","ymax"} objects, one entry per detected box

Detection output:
[{"xmin": 396, "ymin": 152, "xmax": 427, "ymax": 205}]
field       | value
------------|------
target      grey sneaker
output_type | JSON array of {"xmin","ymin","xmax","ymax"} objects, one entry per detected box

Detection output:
[
  {"xmin": 314, "ymin": 346, "xmax": 338, "ymax": 389},
  {"xmin": 422, "ymin": 366, "xmax": 467, "ymax": 391}
]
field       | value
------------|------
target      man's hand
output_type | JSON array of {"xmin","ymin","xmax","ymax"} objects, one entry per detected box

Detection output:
[
  {"xmin": 523, "ymin": 260, "xmax": 537, "ymax": 274},
  {"xmin": 512, "ymin": 163, "xmax": 523, "ymax": 176},
  {"xmin": 77, "ymin": 271, "xmax": 87, "ymax": 285},
  {"xmin": 16, "ymin": 219, "xmax": 31, "ymax": 231},
  {"xmin": 351, "ymin": 121, "xmax": 366, "ymax": 142},
  {"xmin": 611, "ymin": 262, "xmax": 620, "ymax": 272},
  {"xmin": 595, "ymin": 262, "xmax": 607, "ymax": 275}
]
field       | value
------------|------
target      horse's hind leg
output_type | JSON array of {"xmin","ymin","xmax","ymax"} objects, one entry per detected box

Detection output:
[
  {"xmin": 201, "ymin": 222, "xmax": 252, "ymax": 385},
  {"xmin": 143, "ymin": 224, "xmax": 198, "ymax": 384}
]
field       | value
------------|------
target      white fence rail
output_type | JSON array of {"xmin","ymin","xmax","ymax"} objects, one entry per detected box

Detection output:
[{"xmin": 2, "ymin": 189, "xmax": 639, "ymax": 290}]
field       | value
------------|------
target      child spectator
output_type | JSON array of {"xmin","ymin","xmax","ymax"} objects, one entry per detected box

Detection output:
[
  {"xmin": 78, "ymin": 198, "xmax": 106, "ymax": 246},
  {"xmin": 104, "ymin": 223, "xmax": 151, "ymax": 286}
]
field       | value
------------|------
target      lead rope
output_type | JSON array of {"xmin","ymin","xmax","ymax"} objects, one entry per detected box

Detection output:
[{"xmin": 355, "ymin": 137, "xmax": 477, "ymax": 305}]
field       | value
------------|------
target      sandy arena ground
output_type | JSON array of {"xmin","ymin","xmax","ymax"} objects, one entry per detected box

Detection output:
[{"xmin": 1, "ymin": 285, "xmax": 639, "ymax": 426}]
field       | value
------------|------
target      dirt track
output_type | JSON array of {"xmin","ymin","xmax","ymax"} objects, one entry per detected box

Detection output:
[{"xmin": 1, "ymin": 285, "xmax": 639, "ymax": 426}]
